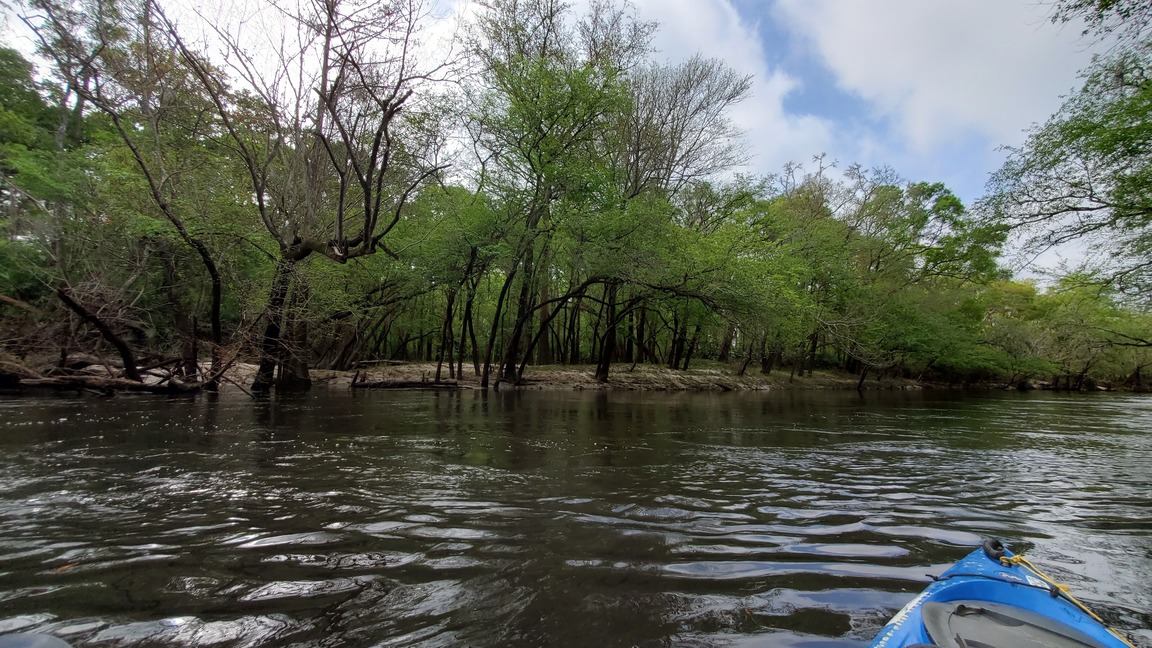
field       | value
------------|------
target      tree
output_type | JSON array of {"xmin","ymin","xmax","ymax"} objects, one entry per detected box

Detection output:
[
  {"xmin": 175, "ymin": 0, "xmax": 448, "ymax": 390},
  {"xmin": 18, "ymin": 0, "xmax": 241, "ymax": 387},
  {"xmin": 464, "ymin": 0, "xmax": 653, "ymax": 387},
  {"xmin": 577, "ymin": 43, "xmax": 751, "ymax": 383},
  {"xmin": 986, "ymin": 41, "xmax": 1152, "ymax": 301},
  {"xmin": 0, "ymin": 48, "xmax": 62, "ymax": 361},
  {"xmin": 0, "ymin": 47, "xmax": 61, "ymax": 296},
  {"xmin": 742, "ymin": 161, "xmax": 1007, "ymax": 383},
  {"xmin": 1050, "ymin": 0, "xmax": 1152, "ymax": 45}
]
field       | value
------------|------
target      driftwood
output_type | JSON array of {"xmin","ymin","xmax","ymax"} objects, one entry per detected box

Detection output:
[
  {"xmin": 0, "ymin": 294, "xmax": 39, "ymax": 313},
  {"xmin": 352, "ymin": 380, "xmax": 461, "ymax": 390},
  {"xmin": 4, "ymin": 350, "xmax": 240, "ymax": 396},
  {"xmin": 18, "ymin": 376, "xmax": 203, "ymax": 394},
  {"xmin": 56, "ymin": 288, "xmax": 144, "ymax": 382},
  {"xmin": 355, "ymin": 359, "xmax": 411, "ymax": 367}
]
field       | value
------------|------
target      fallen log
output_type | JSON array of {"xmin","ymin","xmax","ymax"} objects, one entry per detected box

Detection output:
[
  {"xmin": 18, "ymin": 376, "xmax": 203, "ymax": 394},
  {"xmin": 12, "ymin": 353, "xmax": 239, "ymax": 395},
  {"xmin": 352, "ymin": 380, "xmax": 461, "ymax": 390},
  {"xmin": 0, "ymin": 294, "xmax": 39, "ymax": 313},
  {"xmin": 1, "ymin": 355, "xmax": 43, "ymax": 387},
  {"xmin": 56, "ymin": 288, "xmax": 143, "ymax": 382},
  {"xmin": 355, "ymin": 359, "xmax": 411, "ymax": 367}
]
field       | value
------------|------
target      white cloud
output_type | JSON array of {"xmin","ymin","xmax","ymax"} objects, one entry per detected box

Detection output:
[
  {"xmin": 629, "ymin": 0, "xmax": 836, "ymax": 176},
  {"xmin": 771, "ymin": 0, "xmax": 1098, "ymax": 152},
  {"xmin": 433, "ymin": 0, "xmax": 1098, "ymax": 203}
]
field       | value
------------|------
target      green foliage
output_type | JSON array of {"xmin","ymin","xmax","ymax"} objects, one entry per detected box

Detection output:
[
  {"xmin": 0, "ymin": 48, "xmax": 71, "ymax": 204},
  {"xmin": 0, "ymin": 48, "xmax": 57, "ymax": 148},
  {"xmin": 1049, "ymin": 0, "xmax": 1152, "ymax": 43},
  {"xmin": 988, "ymin": 41, "xmax": 1152, "ymax": 299},
  {"xmin": 3, "ymin": 0, "xmax": 1147, "ymax": 391},
  {"xmin": 0, "ymin": 236, "xmax": 47, "ymax": 302}
]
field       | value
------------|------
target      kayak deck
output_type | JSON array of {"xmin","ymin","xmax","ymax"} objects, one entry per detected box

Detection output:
[
  {"xmin": 920, "ymin": 599, "xmax": 1113, "ymax": 648},
  {"xmin": 869, "ymin": 542, "xmax": 1133, "ymax": 648}
]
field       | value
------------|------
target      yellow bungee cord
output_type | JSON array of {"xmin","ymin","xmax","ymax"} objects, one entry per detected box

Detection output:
[{"xmin": 1000, "ymin": 554, "xmax": 1138, "ymax": 648}]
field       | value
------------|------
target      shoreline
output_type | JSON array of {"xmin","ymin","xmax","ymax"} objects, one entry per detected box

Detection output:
[
  {"xmin": 301, "ymin": 362, "xmax": 940, "ymax": 393},
  {"xmin": 4, "ymin": 358, "xmax": 1129, "ymax": 396}
]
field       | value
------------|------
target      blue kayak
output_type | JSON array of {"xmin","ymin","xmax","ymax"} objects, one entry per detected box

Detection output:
[{"xmin": 869, "ymin": 540, "xmax": 1136, "ymax": 648}]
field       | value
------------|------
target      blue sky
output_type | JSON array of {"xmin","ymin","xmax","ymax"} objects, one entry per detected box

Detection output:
[{"xmin": 623, "ymin": 0, "xmax": 1103, "ymax": 207}]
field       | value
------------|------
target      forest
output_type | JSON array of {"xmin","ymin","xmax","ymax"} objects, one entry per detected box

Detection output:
[{"xmin": 2, "ymin": 0, "xmax": 1151, "ymax": 393}]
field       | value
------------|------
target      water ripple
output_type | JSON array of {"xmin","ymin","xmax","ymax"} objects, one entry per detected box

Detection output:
[{"xmin": 0, "ymin": 390, "xmax": 1148, "ymax": 647}]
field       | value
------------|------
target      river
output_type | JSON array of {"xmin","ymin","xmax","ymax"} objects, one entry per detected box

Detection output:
[{"xmin": 0, "ymin": 389, "xmax": 1149, "ymax": 647}]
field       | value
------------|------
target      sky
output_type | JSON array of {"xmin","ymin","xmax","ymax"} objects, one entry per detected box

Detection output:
[
  {"xmin": 608, "ymin": 0, "xmax": 1103, "ymax": 208},
  {"xmin": 2, "ymin": 0, "xmax": 1102, "ymax": 269},
  {"xmin": 3, "ymin": 0, "xmax": 1100, "ymax": 209}
]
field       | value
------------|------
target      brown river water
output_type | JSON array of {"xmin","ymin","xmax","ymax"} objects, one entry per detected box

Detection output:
[{"xmin": 0, "ymin": 390, "xmax": 1149, "ymax": 647}]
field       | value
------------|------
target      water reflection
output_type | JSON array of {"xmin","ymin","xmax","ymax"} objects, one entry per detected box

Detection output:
[{"xmin": 0, "ymin": 390, "xmax": 1149, "ymax": 647}]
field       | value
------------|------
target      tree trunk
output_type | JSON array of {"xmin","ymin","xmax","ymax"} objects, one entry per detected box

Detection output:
[
  {"xmin": 457, "ymin": 278, "xmax": 481, "ymax": 378},
  {"xmin": 331, "ymin": 326, "xmax": 362, "ymax": 371},
  {"xmin": 467, "ymin": 296, "xmax": 481, "ymax": 376},
  {"xmin": 198, "ymin": 238, "xmax": 224, "ymax": 391},
  {"xmin": 557, "ymin": 302, "xmax": 570, "ymax": 365},
  {"xmin": 588, "ymin": 291, "xmax": 606, "ymax": 369},
  {"xmin": 537, "ymin": 281, "xmax": 553, "ymax": 365},
  {"xmin": 56, "ymin": 288, "xmax": 143, "ymax": 382},
  {"xmin": 737, "ymin": 341, "xmax": 754, "ymax": 376},
  {"xmin": 682, "ymin": 323, "xmax": 702, "ymax": 371},
  {"xmin": 806, "ymin": 330, "xmax": 819, "ymax": 377},
  {"xmin": 623, "ymin": 309, "xmax": 634, "ymax": 363},
  {"xmin": 435, "ymin": 288, "xmax": 457, "ymax": 382},
  {"xmin": 499, "ymin": 232, "xmax": 546, "ymax": 385},
  {"xmin": 252, "ymin": 258, "xmax": 294, "ymax": 392},
  {"xmin": 274, "ymin": 276, "xmax": 312, "ymax": 391},
  {"xmin": 519, "ymin": 290, "xmax": 577, "ymax": 380},
  {"xmin": 594, "ymin": 283, "xmax": 618, "ymax": 382},
  {"xmin": 761, "ymin": 341, "xmax": 779, "ymax": 376},
  {"xmin": 182, "ymin": 318, "xmax": 199, "ymax": 379},
  {"xmin": 758, "ymin": 335, "xmax": 769, "ymax": 374},
  {"xmin": 365, "ymin": 312, "xmax": 391, "ymax": 362},
  {"xmin": 634, "ymin": 308, "xmax": 646, "ymax": 364},
  {"xmin": 669, "ymin": 314, "xmax": 687, "ymax": 370},
  {"xmin": 717, "ymin": 324, "xmax": 734, "ymax": 363},
  {"xmin": 159, "ymin": 251, "xmax": 200, "ymax": 379},
  {"xmin": 567, "ymin": 296, "xmax": 582, "ymax": 364},
  {"xmin": 482, "ymin": 266, "xmax": 518, "ymax": 388}
]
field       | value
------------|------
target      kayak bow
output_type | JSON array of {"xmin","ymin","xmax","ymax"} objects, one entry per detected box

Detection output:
[{"xmin": 869, "ymin": 539, "xmax": 1136, "ymax": 648}]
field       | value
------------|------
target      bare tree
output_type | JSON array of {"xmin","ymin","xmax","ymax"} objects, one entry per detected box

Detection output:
[
  {"xmin": 608, "ymin": 54, "xmax": 752, "ymax": 200},
  {"xmin": 20, "ymin": 0, "xmax": 229, "ymax": 389},
  {"xmin": 154, "ymin": 0, "xmax": 451, "ymax": 389},
  {"xmin": 1049, "ymin": 0, "xmax": 1152, "ymax": 46}
]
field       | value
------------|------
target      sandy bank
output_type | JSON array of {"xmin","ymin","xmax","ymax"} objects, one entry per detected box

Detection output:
[{"xmin": 270, "ymin": 362, "xmax": 931, "ymax": 393}]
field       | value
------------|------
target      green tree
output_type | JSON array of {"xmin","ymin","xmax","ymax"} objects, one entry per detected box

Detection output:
[
  {"xmin": 987, "ymin": 42, "xmax": 1152, "ymax": 299},
  {"xmin": 587, "ymin": 50, "xmax": 753, "ymax": 381},
  {"xmin": 0, "ymin": 47, "xmax": 60, "ymax": 315},
  {"xmin": 1050, "ymin": 0, "xmax": 1152, "ymax": 44},
  {"xmin": 464, "ymin": 0, "xmax": 652, "ymax": 386},
  {"xmin": 976, "ymin": 281, "xmax": 1060, "ymax": 386},
  {"xmin": 20, "ymin": 0, "xmax": 250, "ymax": 386}
]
